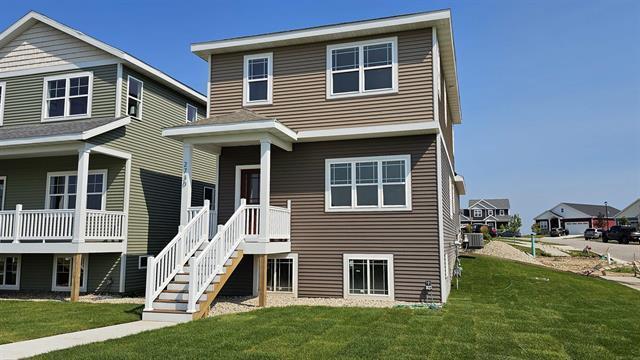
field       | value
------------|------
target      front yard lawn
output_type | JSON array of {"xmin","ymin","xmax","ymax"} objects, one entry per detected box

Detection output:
[
  {"xmin": 34, "ymin": 256, "xmax": 640, "ymax": 359},
  {"xmin": 0, "ymin": 300, "xmax": 141, "ymax": 344}
]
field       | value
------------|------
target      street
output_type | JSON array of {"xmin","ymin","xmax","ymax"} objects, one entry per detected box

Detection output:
[{"xmin": 540, "ymin": 236, "xmax": 640, "ymax": 262}]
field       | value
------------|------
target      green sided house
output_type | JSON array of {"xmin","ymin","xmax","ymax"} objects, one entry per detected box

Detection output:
[{"xmin": 0, "ymin": 12, "xmax": 215, "ymax": 295}]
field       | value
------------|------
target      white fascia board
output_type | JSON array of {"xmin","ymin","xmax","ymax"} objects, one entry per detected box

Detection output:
[
  {"xmin": 297, "ymin": 121, "xmax": 438, "ymax": 142},
  {"xmin": 86, "ymin": 143, "xmax": 132, "ymax": 160},
  {"xmin": 192, "ymin": 10, "xmax": 450, "ymax": 56},
  {"xmin": 0, "ymin": 12, "xmax": 205, "ymax": 104},
  {"xmin": 454, "ymin": 175, "xmax": 466, "ymax": 195},
  {"xmin": 81, "ymin": 117, "xmax": 131, "ymax": 139},
  {"xmin": 162, "ymin": 120, "xmax": 298, "ymax": 141}
]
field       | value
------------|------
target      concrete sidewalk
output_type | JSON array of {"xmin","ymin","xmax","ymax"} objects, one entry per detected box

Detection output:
[
  {"xmin": 0, "ymin": 320, "xmax": 174, "ymax": 359},
  {"xmin": 601, "ymin": 276, "xmax": 640, "ymax": 291}
]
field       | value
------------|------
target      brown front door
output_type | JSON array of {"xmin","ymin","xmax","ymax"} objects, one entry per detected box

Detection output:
[{"xmin": 240, "ymin": 168, "xmax": 260, "ymax": 205}]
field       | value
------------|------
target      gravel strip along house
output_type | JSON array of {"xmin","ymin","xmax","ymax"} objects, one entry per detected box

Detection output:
[
  {"xmin": 0, "ymin": 12, "xmax": 213, "ymax": 297},
  {"xmin": 143, "ymin": 9, "xmax": 466, "ymax": 322}
]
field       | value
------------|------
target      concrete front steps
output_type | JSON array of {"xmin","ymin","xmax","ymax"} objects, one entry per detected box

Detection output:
[{"xmin": 142, "ymin": 249, "xmax": 244, "ymax": 323}]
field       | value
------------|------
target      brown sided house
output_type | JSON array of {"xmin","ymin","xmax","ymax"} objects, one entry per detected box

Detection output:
[{"xmin": 143, "ymin": 10, "xmax": 466, "ymax": 322}]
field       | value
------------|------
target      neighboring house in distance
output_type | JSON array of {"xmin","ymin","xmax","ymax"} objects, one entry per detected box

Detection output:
[
  {"xmin": 460, "ymin": 198, "xmax": 510, "ymax": 229},
  {"xmin": 534, "ymin": 203, "xmax": 620, "ymax": 235},
  {"xmin": 614, "ymin": 198, "xmax": 640, "ymax": 229},
  {"xmin": 0, "ymin": 12, "xmax": 213, "ymax": 294},
  {"xmin": 143, "ymin": 10, "xmax": 466, "ymax": 322}
]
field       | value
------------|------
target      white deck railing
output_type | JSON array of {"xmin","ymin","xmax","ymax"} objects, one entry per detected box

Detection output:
[
  {"xmin": 269, "ymin": 201, "xmax": 291, "ymax": 239},
  {"xmin": 144, "ymin": 201, "xmax": 210, "ymax": 311},
  {"xmin": 187, "ymin": 207, "xmax": 218, "ymax": 239},
  {"xmin": 0, "ymin": 205, "xmax": 127, "ymax": 242}
]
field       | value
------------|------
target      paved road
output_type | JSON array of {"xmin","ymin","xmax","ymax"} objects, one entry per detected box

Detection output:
[{"xmin": 540, "ymin": 236, "xmax": 640, "ymax": 262}]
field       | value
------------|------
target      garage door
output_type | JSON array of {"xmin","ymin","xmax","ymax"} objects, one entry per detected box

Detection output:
[{"xmin": 564, "ymin": 221, "xmax": 589, "ymax": 235}]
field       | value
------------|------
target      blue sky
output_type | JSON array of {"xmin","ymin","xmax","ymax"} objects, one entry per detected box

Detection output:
[{"xmin": 2, "ymin": 0, "xmax": 639, "ymax": 230}]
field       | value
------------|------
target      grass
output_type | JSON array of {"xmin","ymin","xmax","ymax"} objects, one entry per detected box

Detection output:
[
  {"xmin": 607, "ymin": 266, "xmax": 635, "ymax": 274},
  {"xmin": 567, "ymin": 250, "xmax": 601, "ymax": 258},
  {"xmin": 32, "ymin": 256, "xmax": 640, "ymax": 360},
  {"xmin": 0, "ymin": 300, "xmax": 142, "ymax": 344}
]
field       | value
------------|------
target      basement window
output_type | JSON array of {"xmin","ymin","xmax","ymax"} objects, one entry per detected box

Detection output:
[
  {"xmin": 343, "ymin": 254, "xmax": 394, "ymax": 299},
  {"xmin": 52, "ymin": 255, "xmax": 87, "ymax": 292},
  {"xmin": 0, "ymin": 255, "xmax": 20, "ymax": 290},
  {"xmin": 267, "ymin": 258, "xmax": 293, "ymax": 292}
]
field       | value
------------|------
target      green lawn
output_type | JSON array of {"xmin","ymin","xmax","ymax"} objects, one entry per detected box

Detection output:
[
  {"xmin": 34, "ymin": 256, "xmax": 640, "ymax": 359},
  {"xmin": 0, "ymin": 301, "xmax": 142, "ymax": 344}
]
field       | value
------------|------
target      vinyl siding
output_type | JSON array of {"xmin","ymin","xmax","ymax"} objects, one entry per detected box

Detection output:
[
  {"xmin": 218, "ymin": 135, "xmax": 441, "ymax": 302},
  {"xmin": 0, "ymin": 22, "xmax": 113, "ymax": 72},
  {"xmin": 437, "ymin": 63, "xmax": 455, "ymax": 164},
  {"xmin": 16, "ymin": 253, "xmax": 121, "ymax": 292},
  {"xmin": 0, "ymin": 154, "xmax": 125, "ymax": 211},
  {"xmin": 91, "ymin": 65, "xmax": 212, "ymax": 292},
  {"xmin": 439, "ymin": 137, "xmax": 458, "ymax": 302},
  {"xmin": 209, "ymin": 29, "xmax": 434, "ymax": 131},
  {"xmin": 0, "ymin": 64, "xmax": 117, "ymax": 127}
]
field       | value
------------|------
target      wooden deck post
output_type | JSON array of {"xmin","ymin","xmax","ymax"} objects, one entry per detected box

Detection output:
[
  {"xmin": 258, "ymin": 254, "xmax": 267, "ymax": 307},
  {"xmin": 70, "ymin": 253, "xmax": 82, "ymax": 302}
]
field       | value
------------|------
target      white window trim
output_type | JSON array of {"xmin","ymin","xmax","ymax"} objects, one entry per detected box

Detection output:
[
  {"xmin": 185, "ymin": 103, "xmax": 198, "ymax": 123},
  {"xmin": 252, "ymin": 253, "xmax": 299, "ymax": 297},
  {"xmin": 0, "ymin": 254, "xmax": 21, "ymax": 290},
  {"xmin": 473, "ymin": 209, "xmax": 482, "ymax": 217},
  {"xmin": 0, "ymin": 175, "xmax": 6, "ymax": 211},
  {"xmin": 41, "ymin": 72, "xmax": 94, "ymax": 122},
  {"xmin": 138, "ymin": 255, "xmax": 149, "ymax": 270},
  {"xmin": 0, "ymin": 81, "xmax": 6, "ymax": 126},
  {"xmin": 499, "ymin": 209, "xmax": 505, "ymax": 216},
  {"xmin": 234, "ymin": 164, "xmax": 260, "ymax": 209},
  {"xmin": 343, "ymin": 253, "xmax": 394, "ymax": 300},
  {"xmin": 487, "ymin": 209, "xmax": 494, "ymax": 216},
  {"xmin": 126, "ymin": 75, "xmax": 144, "ymax": 120},
  {"xmin": 203, "ymin": 185, "xmax": 216, "ymax": 210},
  {"xmin": 326, "ymin": 37, "xmax": 398, "ymax": 99},
  {"xmin": 243, "ymin": 53, "xmax": 273, "ymax": 106},
  {"xmin": 51, "ymin": 254, "xmax": 88, "ymax": 292},
  {"xmin": 45, "ymin": 170, "xmax": 108, "ymax": 210},
  {"xmin": 325, "ymin": 155, "xmax": 411, "ymax": 212}
]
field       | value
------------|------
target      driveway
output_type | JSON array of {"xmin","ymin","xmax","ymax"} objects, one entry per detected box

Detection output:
[{"xmin": 540, "ymin": 236, "xmax": 640, "ymax": 262}]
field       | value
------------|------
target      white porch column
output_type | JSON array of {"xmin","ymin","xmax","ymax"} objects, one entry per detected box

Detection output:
[
  {"xmin": 180, "ymin": 143, "xmax": 193, "ymax": 226},
  {"xmin": 72, "ymin": 147, "xmax": 90, "ymax": 243},
  {"xmin": 259, "ymin": 139, "xmax": 271, "ymax": 242}
]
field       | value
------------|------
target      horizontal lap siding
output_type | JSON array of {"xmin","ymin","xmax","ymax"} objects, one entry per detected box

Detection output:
[
  {"xmin": 1, "ymin": 65, "xmax": 117, "ymax": 126},
  {"xmin": 90, "ymin": 66, "xmax": 212, "ymax": 292},
  {"xmin": 0, "ymin": 154, "xmax": 124, "ymax": 211},
  {"xmin": 439, "ymin": 139, "xmax": 458, "ymax": 302},
  {"xmin": 219, "ymin": 135, "xmax": 440, "ymax": 302},
  {"xmin": 210, "ymin": 29, "xmax": 434, "ymax": 131}
]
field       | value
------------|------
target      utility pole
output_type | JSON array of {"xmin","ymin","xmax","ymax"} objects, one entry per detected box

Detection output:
[{"xmin": 604, "ymin": 201, "xmax": 609, "ymax": 230}]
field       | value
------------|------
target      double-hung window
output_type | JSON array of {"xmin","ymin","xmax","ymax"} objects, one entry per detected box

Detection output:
[
  {"xmin": 0, "ymin": 255, "xmax": 20, "ymax": 290},
  {"xmin": 46, "ymin": 170, "xmax": 106, "ymax": 210},
  {"xmin": 0, "ymin": 81, "xmax": 5, "ymax": 126},
  {"xmin": 473, "ymin": 209, "xmax": 482, "ymax": 218},
  {"xmin": 499, "ymin": 209, "xmax": 505, "ymax": 216},
  {"xmin": 343, "ymin": 254, "xmax": 394, "ymax": 299},
  {"xmin": 52, "ymin": 254, "xmax": 87, "ymax": 292},
  {"xmin": 326, "ymin": 155, "xmax": 411, "ymax": 211},
  {"xmin": 127, "ymin": 76, "xmax": 143, "ymax": 119},
  {"xmin": 243, "ymin": 53, "xmax": 272, "ymax": 106},
  {"xmin": 487, "ymin": 209, "xmax": 494, "ymax": 216},
  {"xmin": 42, "ymin": 72, "xmax": 92, "ymax": 121},
  {"xmin": 327, "ymin": 37, "xmax": 397, "ymax": 98},
  {"xmin": 186, "ymin": 103, "xmax": 198, "ymax": 122}
]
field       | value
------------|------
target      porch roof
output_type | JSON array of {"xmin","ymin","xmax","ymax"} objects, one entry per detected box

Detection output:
[{"xmin": 0, "ymin": 116, "xmax": 130, "ymax": 147}]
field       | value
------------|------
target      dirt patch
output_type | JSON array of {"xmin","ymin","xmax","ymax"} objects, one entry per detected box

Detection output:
[
  {"xmin": 469, "ymin": 241, "xmax": 541, "ymax": 265},
  {"xmin": 537, "ymin": 256, "xmax": 606, "ymax": 274}
]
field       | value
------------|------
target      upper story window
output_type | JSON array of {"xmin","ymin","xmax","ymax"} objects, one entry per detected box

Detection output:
[
  {"xmin": 326, "ymin": 37, "xmax": 398, "ymax": 99},
  {"xmin": 42, "ymin": 72, "xmax": 92, "ymax": 121},
  {"xmin": 0, "ymin": 81, "xmax": 5, "ymax": 126},
  {"xmin": 326, "ymin": 155, "xmax": 411, "ymax": 212},
  {"xmin": 243, "ymin": 53, "xmax": 272, "ymax": 106},
  {"xmin": 487, "ymin": 209, "xmax": 494, "ymax": 216},
  {"xmin": 473, "ymin": 209, "xmax": 482, "ymax": 217},
  {"xmin": 46, "ymin": 170, "xmax": 106, "ymax": 210},
  {"xmin": 186, "ymin": 103, "xmax": 198, "ymax": 122},
  {"xmin": 499, "ymin": 209, "xmax": 505, "ymax": 216},
  {"xmin": 127, "ymin": 76, "xmax": 143, "ymax": 119}
]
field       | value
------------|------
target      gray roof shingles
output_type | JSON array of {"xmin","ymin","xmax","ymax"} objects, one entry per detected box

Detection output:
[
  {"xmin": 179, "ymin": 109, "xmax": 273, "ymax": 127},
  {"xmin": 0, "ymin": 117, "xmax": 126, "ymax": 141},
  {"xmin": 468, "ymin": 198, "xmax": 510, "ymax": 209},
  {"xmin": 565, "ymin": 203, "xmax": 621, "ymax": 217}
]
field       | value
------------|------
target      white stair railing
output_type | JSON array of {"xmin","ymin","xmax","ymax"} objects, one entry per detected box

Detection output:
[
  {"xmin": 187, "ymin": 199, "xmax": 247, "ymax": 313},
  {"xmin": 144, "ymin": 200, "xmax": 210, "ymax": 311}
]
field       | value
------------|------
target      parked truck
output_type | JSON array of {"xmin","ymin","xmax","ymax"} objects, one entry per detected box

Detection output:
[{"xmin": 602, "ymin": 225, "xmax": 640, "ymax": 244}]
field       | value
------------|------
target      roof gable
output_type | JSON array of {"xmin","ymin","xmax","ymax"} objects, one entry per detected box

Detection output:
[
  {"xmin": 615, "ymin": 198, "xmax": 640, "ymax": 218},
  {"xmin": 0, "ymin": 12, "xmax": 205, "ymax": 104},
  {"xmin": 0, "ymin": 21, "xmax": 113, "ymax": 73}
]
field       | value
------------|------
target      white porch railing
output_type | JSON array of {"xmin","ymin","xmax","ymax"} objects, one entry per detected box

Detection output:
[
  {"xmin": 187, "ymin": 200, "xmax": 247, "ymax": 312},
  {"xmin": 244, "ymin": 205, "xmax": 261, "ymax": 239},
  {"xmin": 144, "ymin": 201, "xmax": 210, "ymax": 311},
  {"xmin": 0, "ymin": 205, "xmax": 127, "ymax": 242},
  {"xmin": 187, "ymin": 207, "xmax": 218, "ymax": 239},
  {"xmin": 269, "ymin": 201, "xmax": 291, "ymax": 239}
]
